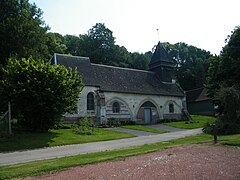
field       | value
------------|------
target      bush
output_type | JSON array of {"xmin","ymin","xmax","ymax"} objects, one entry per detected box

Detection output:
[
  {"xmin": 0, "ymin": 57, "xmax": 83, "ymax": 132},
  {"xmin": 120, "ymin": 120, "xmax": 136, "ymax": 126},
  {"xmin": 203, "ymin": 118, "xmax": 240, "ymax": 135},
  {"xmin": 106, "ymin": 118, "xmax": 121, "ymax": 127},
  {"xmin": 99, "ymin": 119, "xmax": 136, "ymax": 127},
  {"xmin": 209, "ymin": 86, "xmax": 240, "ymax": 135},
  {"xmin": 73, "ymin": 117, "xmax": 95, "ymax": 135}
]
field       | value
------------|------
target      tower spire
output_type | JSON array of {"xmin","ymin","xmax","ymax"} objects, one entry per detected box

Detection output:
[{"xmin": 149, "ymin": 42, "xmax": 176, "ymax": 83}]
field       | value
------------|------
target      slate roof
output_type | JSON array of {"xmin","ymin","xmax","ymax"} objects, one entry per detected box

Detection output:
[
  {"xmin": 149, "ymin": 42, "xmax": 175, "ymax": 69},
  {"xmin": 186, "ymin": 87, "xmax": 209, "ymax": 103},
  {"xmin": 53, "ymin": 53, "xmax": 185, "ymax": 97}
]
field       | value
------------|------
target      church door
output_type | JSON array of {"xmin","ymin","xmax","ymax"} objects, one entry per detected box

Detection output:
[{"xmin": 144, "ymin": 108, "xmax": 151, "ymax": 124}]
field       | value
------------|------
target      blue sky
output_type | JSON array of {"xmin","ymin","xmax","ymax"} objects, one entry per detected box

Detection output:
[{"xmin": 29, "ymin": 0, "xmax": 240, "ymax": 55}]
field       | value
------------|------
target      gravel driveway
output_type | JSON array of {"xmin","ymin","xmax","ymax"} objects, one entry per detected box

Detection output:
[{"xmin": 24, "ymin": 144, "xmax": 240, "ymax": 180}]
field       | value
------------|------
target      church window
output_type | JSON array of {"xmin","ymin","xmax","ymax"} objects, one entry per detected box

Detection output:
[
  {"xmin": 169, "ymin": 103, "xmax": 174, "ymax": 113},
  {"xmin": 87, "ymin": 93, "xmax": 95, "ymax": 110},
  {"xmin": 113, "ymin": 102, "xmax": 120, "ymax": 113}
]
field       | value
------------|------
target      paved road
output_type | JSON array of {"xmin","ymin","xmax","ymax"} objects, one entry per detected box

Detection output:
[
  {"xmin": 0, "ymin": 128, "xmax": 202, "ymax": 166},
  {"xmin": 107, "ymin": 127, "xmax": 157, "ymax": 136},
  {"xmin": 107, "ymin": 124, "xmax": 184, "ymax": 136},
  {"xmin": 146, "ymin": 124, "xmax": 185, "ymax": 132}
]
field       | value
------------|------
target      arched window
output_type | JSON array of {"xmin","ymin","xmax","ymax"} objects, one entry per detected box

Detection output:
[
  {"xmin": 169, "ymin": 103, "xmax": 174, "ymax": 113},
  {"xmin": 87, "ymin": 93, "xmax": 94, "ymax": 110},
  {"xmin": 113, "ymin": 102, "xmax": 120, "ymax": 113}
]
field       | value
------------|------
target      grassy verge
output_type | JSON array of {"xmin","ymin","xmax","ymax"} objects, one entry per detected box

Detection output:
[
  {"xmin": 164, "ymin": 115, "xmax": 216, "ymax": 129},
  {"xmin": 121, "ymin": 125, "xmax": 168, "ymax": 134},
  {"xmin": 1, "ymin": 133, "xmax": 239, "ymax": 179},
  {"xmin": 0, "ymin": 133, "xmax": 211, "ymax": 179},
  {"xmin": 0, "ymin": 128, "xmax": 135, "ymax": 152},
  {"xmin": 218, "ymin": 134, "xmax": 240, "ymax": 146}
]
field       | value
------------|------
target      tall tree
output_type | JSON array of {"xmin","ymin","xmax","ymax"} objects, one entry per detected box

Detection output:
[
  {"xmin": 79, "ymin": 23, "xmax": 116, "ymax": 64},
  {"xmin": 111, "ymin": 45, "xmax": 131, "ymax": 68},
  {"xmin": 64, "ymin": 35, "xmax": 81, "ymax": 56},
  {"xmin": 163, "ymin": 42, "xmax": 212, "ymax": 90},
  {"xmin": 129, "ymin": 52, "xmax": 151, "ymax": 70},
  {"xmin": 0, "ymin": 0, "xmax": 49, "ymax": 64},
  {"xmin": 0, "ymin": 57, "xmax": 83, "ymax": 131},
  {"xmin": 206, "ymin": 26, "xmax": 240, "ymax": 98},
  {"xmin": 205, "ymin": 26, "xmax": 240, "ymax": 135},
  {"xmin": 46, "ymin": 32, "xmax": 67, "ymax": 56}
]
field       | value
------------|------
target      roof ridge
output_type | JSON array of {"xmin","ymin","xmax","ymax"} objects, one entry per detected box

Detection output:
[
  {"xmin": 186, "ymin": 87, "xmax": 205, "ymax": 92},
  {"xmin": 55, "ymin": 53, "xmax": 89, "ymax": 60},
  {"xmin": 91, "ymin": 63, "xmax": 154, "ymax": 74}
]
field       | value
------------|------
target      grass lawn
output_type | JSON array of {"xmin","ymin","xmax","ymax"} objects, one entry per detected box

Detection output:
[
  {"xmin": 218, "ymin": 134, "xmax": 240, "ymax": 146},
  {"xmin": 121, "ymin": 125, "xmax": 168, "ymax": 134},
  {"xmin": 0, "ymin": 128, "xmax": 135, "ymax": 152},
  {"xmin": 0, "ymin": 133, "xmax": 239, "ymax": 179},
  {"xmin": 164, "ymin": 115, "xmax": 216, "ymax": 129}
]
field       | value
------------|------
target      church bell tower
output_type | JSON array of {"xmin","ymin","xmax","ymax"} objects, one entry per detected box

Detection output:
[{"xmin": 149, "ymin": 42, "xmax": 176, "ymax": 83}]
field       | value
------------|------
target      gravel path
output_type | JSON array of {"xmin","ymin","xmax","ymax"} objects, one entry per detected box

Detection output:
[{"xmin": 24, "ymin": 144, "xmax": 240, "ymax": 180}]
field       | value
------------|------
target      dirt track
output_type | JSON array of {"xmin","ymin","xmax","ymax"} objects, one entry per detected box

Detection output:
[{"xmin": 24, "ymin": 144, "xmax": 240, "ymax": 180}]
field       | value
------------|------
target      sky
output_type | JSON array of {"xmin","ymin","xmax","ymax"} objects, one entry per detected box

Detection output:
[{"xmin": 29, "ymin": 0, "xmax": 240, "ymax": 55}]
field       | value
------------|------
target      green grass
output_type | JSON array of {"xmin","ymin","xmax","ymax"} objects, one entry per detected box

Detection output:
[
  {"xmin": 0, "ymin": 133, "xmax": 210, "ymax": 179},
  {"xmin": 121, "ymin": 125, "xmax": 168, "ymax": 134},
  {"xmin": 164, "ymin": 115, "xmax": 216, "ymax": 129},
  {"xmin": 218, "ymin": 134, "xmax": 240, "ymax": 146},
  {"xmin": 0, "ymin": 133, "xmax": 239, "ymax": 179},
  {"xmin": 0, "ymin": 128, "xmax": 135, "ymax": 152}
]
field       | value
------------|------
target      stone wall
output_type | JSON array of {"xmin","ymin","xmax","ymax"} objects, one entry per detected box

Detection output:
[
  {"xmin": 64, "ymin": 86, "xmax": 185, "ymax": 123},
  {"xmin": 104, "ymin": 91, "xmax": 184, "ymax": 122}
]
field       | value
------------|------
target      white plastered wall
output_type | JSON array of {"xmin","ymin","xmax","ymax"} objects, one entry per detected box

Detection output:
[{"xmin": 65, "ymin": 86, "xmax": 185, "ymax": 121}]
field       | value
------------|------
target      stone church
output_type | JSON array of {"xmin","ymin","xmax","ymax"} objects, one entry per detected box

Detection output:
[{"xmin": 52, "ymin": 42, "xmax": 186, "ymax": 124}]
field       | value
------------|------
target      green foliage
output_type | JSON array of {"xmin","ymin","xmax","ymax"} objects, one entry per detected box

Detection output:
[
  {"xmin": 66, "ymin": 23, "xmax": 151, "ymax": 70},
  {"xmin": 163, "ymin": 42, "xmax": 212, "ymax": 90},
  {"xmin": 105, "ymin": 118, "xmax": 121, "ymax": 127},
  {"xmin": 0, "ymin": 57, "xmax": 83, "ymax": 132},
  {"xmin": 214, "ymin": 86, "xmax": 240, "ymax": 134},
  {"xmin": 73, "ymin": 118, "xmax": 95, "ymax": 135},
  {"xmin": 206, "ymin": 27, "xmax": 240, "ymax": 134},
  {"xmin": 79, "ymin": 23, "xmax": 116, "ymax": 64},
  {"xmin": 128, "ymin": 52, "xmax": 151, "ymax": 70},
  {"xmin": 0, "ymin": 0, "xmax": 49, "ymax": 64},
  {"xmin": 206, "ymin": 26, "xmax": 240, "ymax": 98},
  {"xmin": 64, "ymin": 34, "xmax": 81, "ymax": 55},
  {"xmin": 46, "ymin": 32, "xmax": 67, "ymax": 56}
]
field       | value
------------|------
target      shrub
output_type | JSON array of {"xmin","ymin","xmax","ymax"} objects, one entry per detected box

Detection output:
[
  {"xmin": 120, "ymin": 120, "xmax": 136, "ymax": 126},
  {"xmin": 210, "ymin": 86, "xmax": 240, "ymax": 135},
  {"xmin": 107, "ymin": 118, "xmax": 121, "ymax": 127},
  {"xmin": 73, "ymin": 117, "xmax": 95, "ymax": 135},
  {"xmin": 0, "ymin": 57, "xmax": 83, "ymax": 132}
]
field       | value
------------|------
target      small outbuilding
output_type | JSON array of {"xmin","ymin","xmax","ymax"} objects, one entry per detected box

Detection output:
[{"xmin": 186, "ymin": 87, "xmax": 215, "ymax": 116}]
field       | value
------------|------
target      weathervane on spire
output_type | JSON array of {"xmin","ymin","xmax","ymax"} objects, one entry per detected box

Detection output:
[
  {"xmin": 152, "ymin": 28, "xmax": 160, "ymax": 52},
  {"xmin": 156, "ymin": 28, "xmax": 160, "ymax": 42}
]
